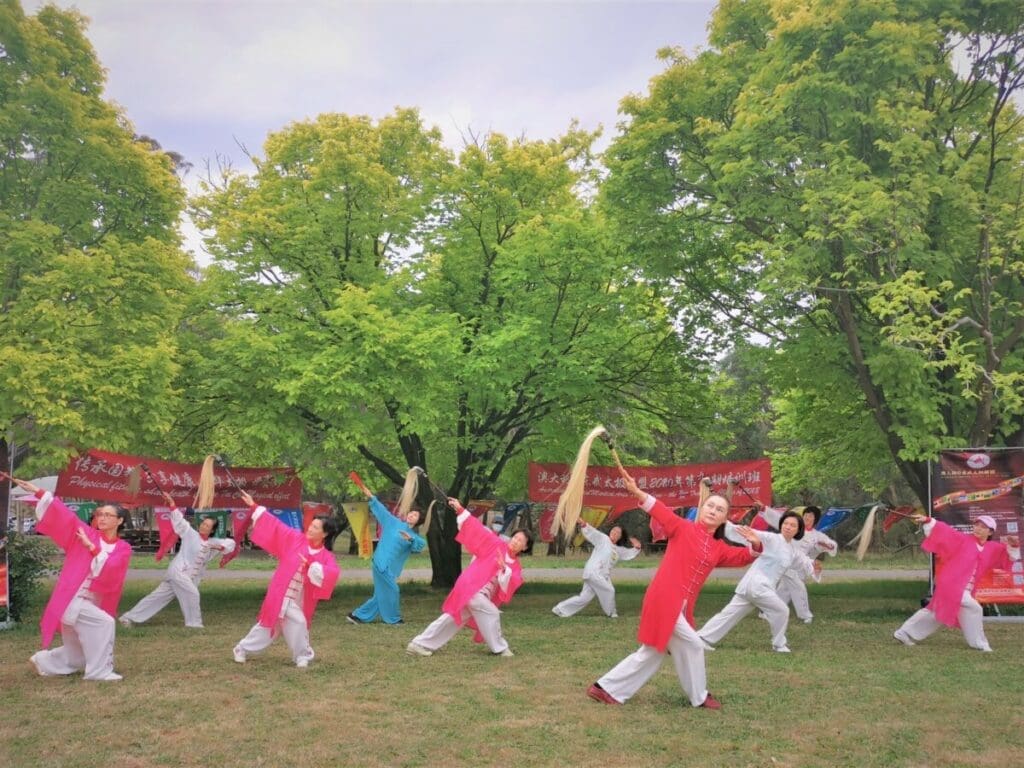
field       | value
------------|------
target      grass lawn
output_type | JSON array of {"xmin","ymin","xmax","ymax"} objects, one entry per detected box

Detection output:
[
  {"xmin": 124, "ymin": 544, "xmax": 932, "ymax": 572},
  {"xmin": 2, "ymin": 578, "xmax": 1021, "ymax": 768}
]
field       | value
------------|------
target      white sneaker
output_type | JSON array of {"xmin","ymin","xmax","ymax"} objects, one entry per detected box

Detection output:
[
  {"xmin": 233, "ymin": 647, "xmax": 247, "ymax": 663},
  {"xmin": 296, "ymin": 658, "xmax": 310, "ymax": 668},
  {"xmin": 698, "ymin": 636, "xmax": 715, "ymax": 652},
  {"xmin": 496, "ymin": 649, "xmax": 514, "ymax": 657},
  {"xmin": 893, "ymin": 629, "xmax": 915, "ymax": 647},
  {"xmin": 979, "ymin": 645, "xmax": 993, "ymax": 653},
  {"xmin": 774, "ymin": 646, "xmax": 791, "ymax": 653},
  {"xmin": 405, "ymin": 642, "xmax": 433, "ymax": 657},
  {"xmin": 28, "ymin": 652, "xmax": 52, "ymax": 677},
  {"xmin": 97, "ymin": 672, "xmax": 123, "ymax": 682},
  {"xmin": 118, "ymin": 616, "xmax": 133, "ymax": 629},
  {"xmin": 801, "ymin": 617, "xmax": 813, "ymax": 624}
]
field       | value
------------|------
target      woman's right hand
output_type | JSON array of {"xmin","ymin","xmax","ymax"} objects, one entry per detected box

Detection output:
[{"xmin": 239, "ymin": 490, "xmax": 255, "ymax": 507}]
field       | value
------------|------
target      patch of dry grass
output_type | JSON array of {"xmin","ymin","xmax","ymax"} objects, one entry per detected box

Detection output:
[{"xmin": 2, "ymin": 579, "xmax": 1021, "ymax": 768}]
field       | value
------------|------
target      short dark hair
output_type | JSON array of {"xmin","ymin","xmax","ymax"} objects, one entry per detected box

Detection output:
[
  {"xmin": 315, "ymin": 515, "xmax": 341, "ymax": 551},
  {"xmin": 511, "ymin": 528, "xmax": 533, "ymax": 555},
  {"xmin": 803, "ymin": 506, "xmax": 822, "ymax": 526},
  {"xmin": 778, "ymin": 511, "xmax": 805, "ymax": 540},
  {"xmin": 200, "ymin": 515, "xmax": 220, "ymax": 534}
]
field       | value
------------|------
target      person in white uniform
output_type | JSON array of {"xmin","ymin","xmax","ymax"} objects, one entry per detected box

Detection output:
[
  {"xmin": 699, "ymin": 511, "xmax": 821, "ymax": 653},
  {"xmin": 552, "ymin": 520, "xmax": 640, "ymax": 618},
  {"xmin": 120, "ymin": 492, "xmax": 236, "ymax": 628},
  {"xmin": 774, "ymin": 506, "xmax": 836, "ymax": 624}
]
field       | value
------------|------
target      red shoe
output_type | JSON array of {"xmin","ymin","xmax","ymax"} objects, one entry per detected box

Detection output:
[
  {"xmin": 700, "ymin": 693, "xmax": 722, "ymax": 710},
  {"xmin": 587, "ymin": 683, "xmax": 621, "ymax": 705}
]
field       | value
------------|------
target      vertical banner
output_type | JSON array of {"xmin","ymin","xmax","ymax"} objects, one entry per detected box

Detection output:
[
  {"xmin": 1, "ymin": 441, "xmax": 9, "ymax": 618},
  {"xmin": 341, "ymin": 501, "xmax": 373, "ymax": 559},
  {"xmin": 931, "ymin": 449, "xmax": 1024, "ymax": 604}
]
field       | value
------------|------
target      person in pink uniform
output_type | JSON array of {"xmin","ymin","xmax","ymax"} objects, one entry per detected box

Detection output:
[
  {"xmin": 13, "ymin": 477, "xmax": 131, "ymax": 682},
  {"xmin": 587, "ymin": 467, "xmax": 761, "ymax": 710},
  {"xmin": 406, "ymin": 497, "xmax": 532, "ymax": 658},
  {"xmin": 894, "ymin": 513, "xmax": 1020, "ymax": 651},
  {"xmin": 232, "ymin": 490, "xmax": 341, "ymax": 668}
]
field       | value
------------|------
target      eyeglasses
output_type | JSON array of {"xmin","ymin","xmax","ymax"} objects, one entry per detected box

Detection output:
[{"xmin": 93, "ymin": 511, "xmax": 120, "ymax": 518}]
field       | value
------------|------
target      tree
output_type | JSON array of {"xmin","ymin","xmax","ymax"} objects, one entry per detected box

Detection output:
[
  {"xmin": 186, "ymin": 116, "xmax": 712, "ymax": 586},
  {"xmin": 601, "ymin": 0, "xmax": 1024, "ymax": 507},
  {"xmin": 0, "ymin": 1, "xmax": 192, "ymax": 473}
]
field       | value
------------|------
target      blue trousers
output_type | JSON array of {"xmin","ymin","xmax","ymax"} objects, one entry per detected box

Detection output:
[{"xmin": 352, "ymin": 565, "xmax": 403, "ymax": 623}]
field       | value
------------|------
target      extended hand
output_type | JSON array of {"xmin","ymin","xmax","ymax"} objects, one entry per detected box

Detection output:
[{"xmin": 75, "ymin": 528, "xmax": 95, "ymax": 552}]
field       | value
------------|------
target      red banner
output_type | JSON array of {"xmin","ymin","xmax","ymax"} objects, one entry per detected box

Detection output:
[
  {"xmin": 56, "ymin": 449, "xmax": 302, "ymax": 508},
  {"xmin": 528, "ymin": 458, "xmax": 772, "ymax": 513},
  {"xmin": 931, "ymin": 449, "xmax": 1024, "ymax": 604}
]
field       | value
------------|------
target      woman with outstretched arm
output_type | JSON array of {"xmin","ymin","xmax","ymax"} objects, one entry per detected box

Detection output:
[
  {"xmin": 406, "ymin": 498, "xmax": 531, "ymax": 658},
  {"xmin": 587, "ymin": 468, "xmax": 760, "ymax": 710},
  {"xmin": 12, "ymin": 476, "xmax": 131, "ymax": 682},
  {"xmin": 698, "ymin": 511, "xmax": 821, "ymax": 653},
  {"xmin": 346, "ymin": 482, "xmax": 425, "ymax": 625},
  {"xmin": 232, "ymin": 490, "xmax": 340, "ymax": 668},
  {"xmin": 552, "ymin": 520, "xmax": 641, "ymax": 618},
  {"xmin": 120, "ymin": 491, "xmax": 235, "ymax": 628}
]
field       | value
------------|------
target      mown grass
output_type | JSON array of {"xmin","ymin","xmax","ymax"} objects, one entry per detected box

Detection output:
[
  {"xmin": 124, "ymin": 543, "xmax": 931, "ymax": 572},
  {"xmin": 2, "ymin": 577, "xmax": 1020, "ymax": 768}
]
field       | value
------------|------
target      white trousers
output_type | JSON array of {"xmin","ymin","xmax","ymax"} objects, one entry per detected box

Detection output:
[
  {"xmin": 700, "ymin": 585, "xmax": 791, "ymax": 651},
  {"xmin": 552, "ymin": 575, "xmax": 617, "ymax": 618},
  {"xmin": 121, "ymin": 572, "xmax": 204, "ymax": 628},
  {"xmin": 597, "ymin": 610, "xmax": 709, "ymax": 707},
  {"xmin": 33, "ymin": 598, "xmax": 117, "ymax": 680},
  {"xmin": 412, "ymin": 592, "xmax": 510, "ymax": 654},
  {"xmin": 775, "ymin": 571, "xmax": 812, "ymax": 622},
  {"xmin": 235, "ymin": 600, "xmax": 314, "ymax": 665},
  {"xmin": 898, "ymin": 589, "xmax": 991, "ymax": 650}
]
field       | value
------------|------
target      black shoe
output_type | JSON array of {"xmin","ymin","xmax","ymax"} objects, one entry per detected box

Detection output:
[{"xmin": 346, "ymin": 613, "xmax": 365, "ymax": 625}]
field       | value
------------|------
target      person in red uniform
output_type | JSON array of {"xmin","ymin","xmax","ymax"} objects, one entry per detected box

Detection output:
[{"xmin": 588, "ymin": 467, "xmax": 760, "ymax": 710}]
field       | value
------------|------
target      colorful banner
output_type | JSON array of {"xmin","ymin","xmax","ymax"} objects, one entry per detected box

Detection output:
[
  {"xmin": 529, "ymin": 458, "xmax": 772, "ymax": 513},
  {"xmin": 931, "ymin": 449, "xmax": 1024, "ymax": 604},
  {"xmin": 341, "ymin": 501, "xmax": 373, "ymax": 559},
  {"xmin": 56, "ymin": 449, "xmax": 302, "ymax": 508}
]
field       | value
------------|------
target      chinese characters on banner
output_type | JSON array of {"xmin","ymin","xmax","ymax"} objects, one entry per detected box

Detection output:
[
  {"xmin": 56, "ymin": 449, "xmax": 302, "ymax": 508},
  {"xmin": 931, "ymin": 449, "xmax": 1024, "ymax": 605},
  {"xmin": 529, "ymin": 458, "xmax": 772, "ymax": 512},
  {"xmin": 529, "ymin": 458, "xmax": 772, "ymax": 541}
]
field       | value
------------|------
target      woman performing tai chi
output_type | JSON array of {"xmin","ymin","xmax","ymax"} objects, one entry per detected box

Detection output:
[
  {"xmin": 894, "ymin": 514, "xmax": 1019, "ymax": 651},
  {"xmin": 774, "ymin": 506, "xmax": 836, "ymax": 624},
  {"xmin": 552, "ymin": 520, "xmax": 641, "ymax": 618},
  {"xmin": 12, "ymin": 476, "xmax": 131, "ymax": 682},
  {"xmin": 588, "ymin": 468, "xmax": 761, "ymax": 710},
  {"xmin": 232, "ymin": 490, "xmax": 340, "ymax": 668},
  {"xmin": 699, "ymin": 511, "xmax": 821, "ymax": 653},
  {"xmin": 120, "ymin": 492, "xmax": 236, "ymax": 629},
  {"xmin": 406, "ymin": 498, "xmax": 532, "ymax": 658},
  {"xmin": 347, "ymin": 477, "xmax": 426, "ymax": 625}
]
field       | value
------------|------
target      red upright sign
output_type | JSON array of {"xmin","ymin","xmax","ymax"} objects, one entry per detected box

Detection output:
[
  {"xmin": 56, "ymin": 449, "xmax": 302, "ymax": 508},
  {"xmin": 931, "ymin": 449, "xmax": 1024, "ymax": 604},
  {"xmin": 528, "ymin": 458, "xmax": 772, "ymax": 513}
]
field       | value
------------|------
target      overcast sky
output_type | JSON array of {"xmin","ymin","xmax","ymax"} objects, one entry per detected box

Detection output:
[{"xmin": 25, "ymin": 0, "xmax": 718, "ymax": 256}]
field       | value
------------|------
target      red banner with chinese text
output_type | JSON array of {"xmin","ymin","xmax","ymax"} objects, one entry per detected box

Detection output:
[
  {"xmin": 931, "ymin": 449, "xmax": 1024, "ymax": 605},
  {"xmin": 528, "ymin": 458, "xmax": 772, "ymax": 514},
  {"xmin": 56, "ymin": 449, "xmax": 302, "ymax": 509}
]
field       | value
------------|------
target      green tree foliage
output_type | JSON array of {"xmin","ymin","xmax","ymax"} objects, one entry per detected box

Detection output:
[
  {"xmin": 602, "ymin": 0, "xmax": 1024, "ymax": 506},
  {"xmin": 2, "ymin": 532, "xmax": 55, "ymax": 622},
  {"xmin": 0, "ymin": 1, "xmax": 192, "ymax": 472},
  {"xmin": 187, "ymin": 113, "xmax": 710, "ymax": 585}
]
